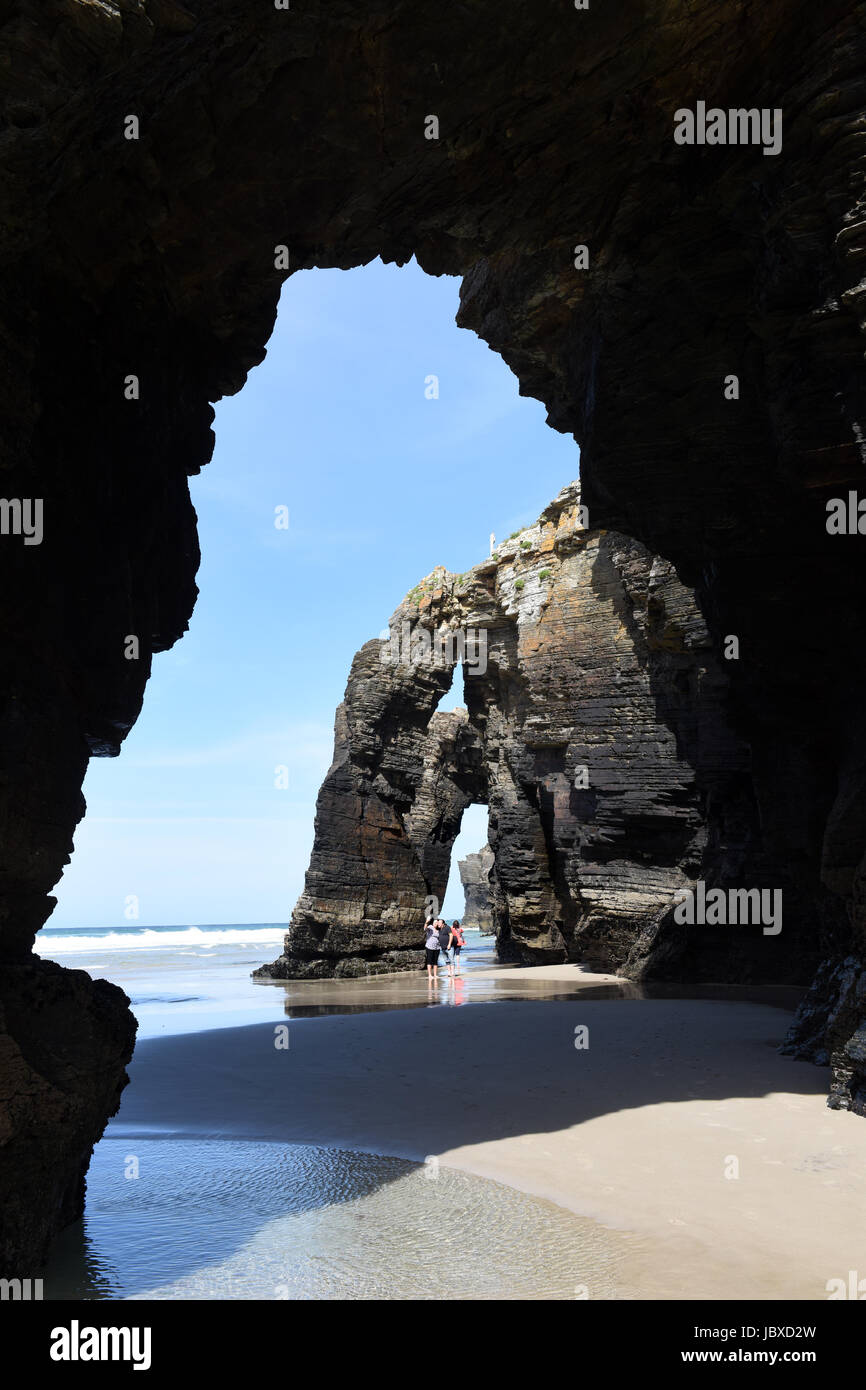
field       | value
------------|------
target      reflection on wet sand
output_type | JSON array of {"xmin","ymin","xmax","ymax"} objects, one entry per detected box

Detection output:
[{"xmin": 253, "ymin": 946, "xmax": 804, "ymax": 1020}]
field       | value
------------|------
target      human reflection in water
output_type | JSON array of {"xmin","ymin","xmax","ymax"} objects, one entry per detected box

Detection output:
[
  {"xmin": 450, "ymin": 921, "xmax": 466, "ymax": 976},
  {"xmin": 447, "ymin": 976, "xmax": 467, "ymax": 1006}
]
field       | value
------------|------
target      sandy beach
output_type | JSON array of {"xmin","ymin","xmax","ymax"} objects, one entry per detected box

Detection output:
[{"xmin": 110, "ymin": 968, "xmax": 866, "ymax": 1301}]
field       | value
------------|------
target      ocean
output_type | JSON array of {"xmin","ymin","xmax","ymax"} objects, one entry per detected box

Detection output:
[
  {"xmin": 35, "ymin": 921, "xmax": 496, "ymax": 1039},
  {"xmin": 37, "ymin": 922, "xmax": 292, "ymax": 1039}
]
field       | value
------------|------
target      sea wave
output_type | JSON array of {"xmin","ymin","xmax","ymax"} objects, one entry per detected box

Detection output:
[{"xmin": 35, "ymin": 926, "xmax": 287, "ymax": 954}]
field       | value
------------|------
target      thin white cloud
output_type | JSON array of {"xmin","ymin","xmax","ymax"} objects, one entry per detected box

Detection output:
[
  {"xmin": 86, "ymin": 816, "xmax": 303, "ymax": 824},
  {"xmin": 121, "ymin": 723, "xmax": 333, "ymax": 770}
]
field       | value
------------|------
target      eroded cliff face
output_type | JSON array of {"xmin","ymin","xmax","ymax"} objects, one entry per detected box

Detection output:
[
  {"xmin": 261, "ymin": 484, "xmax": 800, "ymax": 980},
  {"xmin": 459, "ymin": 847, "xmax": 495, "ymax": 934},
  {"xmin": 256, "ymin": 692, "xmax": 483, "ymax": 979},
  {"xmin": 2, "ymin": 0, "xmax": 865, "ymax": 1266}
]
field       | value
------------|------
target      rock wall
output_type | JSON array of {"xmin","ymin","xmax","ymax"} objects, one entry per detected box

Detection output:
[
  {"xmin": 0, "ymin": 959, "xmax": 136, "ymax": 1272},
  {"xmin": 2, "ymin": 0, "xmax": 865, "ymax": 1265},
  {"xmin": 261, "ymin": 484, "xmax": 793, "ymax": 980},
  {"xmin": 256, "ymin": 668, "xmax": 484, "ymax": 978},
  {"xmin": 459, "ymin": 847, "xmax": 495, "ymax": 934}
]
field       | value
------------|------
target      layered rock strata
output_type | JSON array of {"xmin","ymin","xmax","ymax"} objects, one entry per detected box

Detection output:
[
  {"xmin": 257, "ymin": 699, "xmax": 482, "ymax": 979},
  {"xmin": 2, "ymin": 0, "xmax": 866, "ymax": 1265},
  {"xmin": 262, "ymin": 484, "xmax": 800, "ymax": 980},
  {"xmin": 459, "ymin": 847, "xmax": 495, "ymax": 934}
]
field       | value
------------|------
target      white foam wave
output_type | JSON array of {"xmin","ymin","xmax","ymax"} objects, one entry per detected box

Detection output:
[{"xmin": 36, "ymin": 926, "xmax": 287, "ymax": 954}]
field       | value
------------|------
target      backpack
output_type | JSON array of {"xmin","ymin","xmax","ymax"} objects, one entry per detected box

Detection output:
[
  {"xmin": 438, "ymin": 924, "xmax": 451, "ymax": 950},
  {"xmin": 451, "ymin": 925, "xmax": 465, "ymax": 947}
]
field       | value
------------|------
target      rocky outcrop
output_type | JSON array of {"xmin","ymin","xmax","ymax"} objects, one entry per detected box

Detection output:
[
  {"xmin": 2, "ymin": 0, "xmax": 866, "ymax": 1265},
  {"xmin": 459, "ymin": 847, "xmax": 495, "ymax": 934},
  {"xmin": 0, "ymin": 959, "xmax": 136, "ymax": 1272},
  {"xmin": 256, "ymin": 687, "xmax": 483, "ymax": 978},
  {"xmin": 260, "ymin": 483, "xmax": 795, "ymax": 979}
]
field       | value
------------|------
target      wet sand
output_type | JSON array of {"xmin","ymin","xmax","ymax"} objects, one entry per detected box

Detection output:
[
  {"xmin": 113, "ymin": 972, "xmax": 866, "ymax": 1300},
  {"xmin": 253, "ymin": 957, "xmax": 804, "ymax": 1017}
]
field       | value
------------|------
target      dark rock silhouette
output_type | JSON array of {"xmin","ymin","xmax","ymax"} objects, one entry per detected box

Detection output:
[
  {"xmin": 256, "ymin": 702, "xmax": 482, "ymax": 979},
  {"xmin": 1, "ymin": 0, "xmax": 865, "ymax": 1267},
  {"xmin": 258, "ymin": 485, "xmax": 777, "ymax": 980}
]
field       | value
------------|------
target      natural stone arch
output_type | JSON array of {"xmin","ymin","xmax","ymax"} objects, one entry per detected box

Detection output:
[
  {"xmin": 2, "ymin": 0, "xmax": 865, "ymax": 1270},
  {"xmin": 259, "ymin": 484, "xmax": 778, "ymax": 982},
  {"xmin": 258, "ymin": 660, "xmax": 486, "ymax": 979},
  {"xmin": 2, "ymin": 2, "xmax": 864, "ymax": 975}
]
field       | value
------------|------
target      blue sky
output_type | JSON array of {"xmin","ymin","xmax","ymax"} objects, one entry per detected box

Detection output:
[{"xmin": 50, "ymin": 259, "xmax": 578, "ymax": 927}]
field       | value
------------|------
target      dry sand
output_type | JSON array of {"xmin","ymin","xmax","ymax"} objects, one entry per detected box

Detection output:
[{"xmin": 114, "ymin": 973, "xmax": 866, "ymax": 1300}]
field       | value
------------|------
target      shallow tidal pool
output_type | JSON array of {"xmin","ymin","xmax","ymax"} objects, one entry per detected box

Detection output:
[{"xmin": 43, "ymin": 1136, "xmax": 650, "ymax": 1300}]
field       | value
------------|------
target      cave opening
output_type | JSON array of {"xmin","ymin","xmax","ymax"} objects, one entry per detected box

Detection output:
[
  {"xmin": 4, "ymin": 0, "xmax": 865, "ymax": 1291},
  {"xmin": 433, "ymin": 659, "xmax": 466, "ymax": 715},
  {"xmin": 42, "ymin": 257, "xmax": 576, "ymax": 940},
  {"xmin": 441, "ymin": 801, "xmax": 492, "ymax": 932}
]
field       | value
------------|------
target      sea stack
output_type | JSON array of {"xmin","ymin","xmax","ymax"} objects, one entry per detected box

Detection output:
[{"xmin": 459, "ymin": 847, "xmax": 495, "ymax": 934}]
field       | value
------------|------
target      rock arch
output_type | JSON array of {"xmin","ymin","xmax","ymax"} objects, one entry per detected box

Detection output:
[
  {"xmin": 1, "ymin": 0, "xmax": 865, "ymax": 1268},
  {"xmin": 260, "ymin": 484, "xmax": 787, "ymax": 982}
]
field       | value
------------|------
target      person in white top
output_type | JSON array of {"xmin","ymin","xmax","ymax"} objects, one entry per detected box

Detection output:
[{"xmin": 424, "ymin": 918, "xmax": 441, "ymax": 981}]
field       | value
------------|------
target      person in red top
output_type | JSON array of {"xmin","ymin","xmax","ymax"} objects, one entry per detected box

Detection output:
[{"xmin": 450, "ymin": 920, "xmax": 466, "ymax": 975}]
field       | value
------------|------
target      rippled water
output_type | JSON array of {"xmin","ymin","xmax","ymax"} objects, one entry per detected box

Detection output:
[{"xmin": 43, "ymin": 1137, "xmax": 649, "ymax": 1300}]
